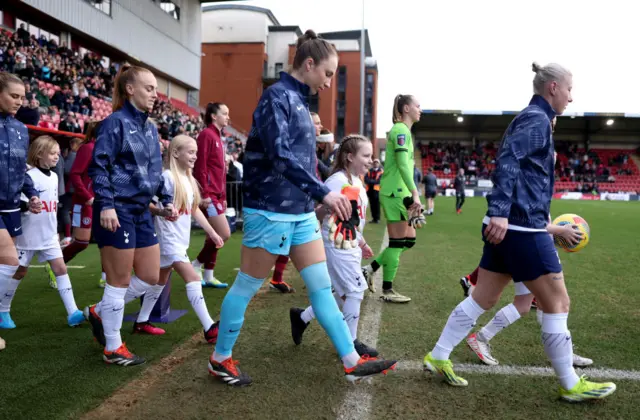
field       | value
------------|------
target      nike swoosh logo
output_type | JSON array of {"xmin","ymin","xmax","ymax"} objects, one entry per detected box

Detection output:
[
  {"xmin": 229, "ymin": 328, "xmax": 240, "ymax": 333},
  {"xmin": 129, "ymin": 130, "xmax": 137, "ymax": 134},
  {"xmin": 14, "ymin": 227, "xmax": 21, "ymax": 231}
]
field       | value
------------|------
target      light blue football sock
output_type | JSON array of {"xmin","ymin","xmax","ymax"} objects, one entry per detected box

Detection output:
[
  {"xmin": 301, "ymin": 262, "xmax": 355, "ymax": 358},
  {"xmin": 214, "ymin": 271, "xmax": 264, "ymax": 357}
]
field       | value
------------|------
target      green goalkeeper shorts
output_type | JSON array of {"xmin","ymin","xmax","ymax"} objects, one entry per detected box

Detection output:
[{"xmin": 380, "ymin": 194, "xmax": 409, "ymax": 222}]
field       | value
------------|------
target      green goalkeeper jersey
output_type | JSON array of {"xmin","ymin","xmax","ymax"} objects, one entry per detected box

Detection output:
[{"xmin": 380, "ymin": 122, "xmax": 417, "ymax": 197}]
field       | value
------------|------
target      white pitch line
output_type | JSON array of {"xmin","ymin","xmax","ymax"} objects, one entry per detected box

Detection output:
[
  {"xmin": 31, "ymin": 265, "xmax": 85, "ymax": 269},
  {"xmin": 397, "ymin": 360, "xmax": 640, "ymax": 381},
  {"xmin": 336, "ymin": 230, "xmax": 388, "ymax": 420}
]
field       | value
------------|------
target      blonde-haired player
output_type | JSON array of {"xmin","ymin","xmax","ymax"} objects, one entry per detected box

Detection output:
[
  {"xmin": 122, "ymin": 135, "xmax": 224, "ymax": 341},
  {"xmin": 289, "ymin": 134, "xmax": 378, "ymax": 357},
  {"xmin": 2, "ymin": 136, "xmax": 85, "ymax": 327}
]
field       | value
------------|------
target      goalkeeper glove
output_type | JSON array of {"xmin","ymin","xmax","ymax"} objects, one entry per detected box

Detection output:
[{"xmin": 327, "ymin": 185, "xmax": 360, "ymax": 249}]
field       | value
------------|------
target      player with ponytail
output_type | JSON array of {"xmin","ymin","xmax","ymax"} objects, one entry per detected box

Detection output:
[
  {"xmin": 362, "ymin": 94, "xmax": 423, "ymax": 303},
  {"xmin": 207, "ymin": 30, "xmax": 397, "ymax": 386}
]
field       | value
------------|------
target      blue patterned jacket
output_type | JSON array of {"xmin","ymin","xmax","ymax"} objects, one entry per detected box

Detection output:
[
  {"xmin": 242, "ymin": 72, "xmax": 330, "ymax": 214},
  {"xmin": 89, "ymin": 100, "xmax": 171, "ymax": 214},
  {"xmin": 486, "ymin": 95, "xmax": 556, "ymax": 229},
  {"xmin": 0, "ymin": 114, "xmax": 38, "ymax": 211}
]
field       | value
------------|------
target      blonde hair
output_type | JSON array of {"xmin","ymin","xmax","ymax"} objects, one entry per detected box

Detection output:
[
  {"xmin": 531, "ymin": 62, "xmax": 572, "ymax": 95},
  {"xmin": 330, "ymin": 134, "xmax": 371, "ymax": 184},
  {"xmin": 167, "ymin": 135, "xmax": 201, "ymax": 214},
  {"xmin": 112, "ymin": 64, "xmax": 152, "ymax": 112},
  {"xmin": 27, "ymin": 135, "xmax": 59, "ymax": 167},
  {"xmin": 0, "ymin": 72, "xmax": 23, "ymax": 93}
]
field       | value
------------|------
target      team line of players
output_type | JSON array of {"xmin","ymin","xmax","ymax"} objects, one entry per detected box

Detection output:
[{"xmin": 0, "ymin": 30, "xmax": 617, "ymax": 402}]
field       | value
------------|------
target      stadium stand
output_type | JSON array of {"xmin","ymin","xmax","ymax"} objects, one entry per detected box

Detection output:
[
  {"xmin": 419, "ymin": 142, "xmax": 640, "ymax": 193},
  {"xmin": 0, "ymin": 27, "xmax": 208, "ymax": 141}
]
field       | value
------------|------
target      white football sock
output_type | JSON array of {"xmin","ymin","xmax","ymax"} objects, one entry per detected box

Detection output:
[
  {"xmin": 0, "ymin": 278, "xmax": 21, "ymax": 312},
  {"xmin": 55, "ymin": 274, "xmax": 79, "ymax": 316},
  {"xmin": 300, "ymin": 306, "xmax": 315, "ymax": 324},
  {"xmin": 136, "ymin": 284, "xmax": 165, "ymax": 323},
  {"xmin": 124, "ymin": 275, "xmax": 153, "ymax": 304},
  {"xmin": 342, "ymin": 350, "xmax": 361, "ymax": 368},
  {"xmin": 186, "ymin": 281, "xmax": 214, "ymax": 331},
  {"xmin": 101, "ymin": 284, "xmax": 127, "ymax": 351},
  {"xmin": 0, "ymin": 265, "xmax": 18, "ymax": 311},
  {"xmin": 536, "ymin": 308, "xmax": 544, "ymax": 326},
  {"xmin": 203, "ymin": 269, "xmax": 214, "ymax": 282},
  {"xmin": 542, "ymin": 312, "xmax": 580, "ymax": 390},
  {"xmin": 477, "ymin": 303, "xmax": 521, "ymax": 342},
  {"xmin": 212, "ymin": 351, "xmax": 229, "ymax": 363},
  {"xmin": 343, "ymin": 294, "xmax": 363, "ymax": 341},
  {"xmin": 432, "ymin": 296, "xmax": 485, "ymax": 360}
]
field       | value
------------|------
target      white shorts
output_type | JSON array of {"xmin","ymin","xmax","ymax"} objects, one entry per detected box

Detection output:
[
  {"xmin": 513, "ymin": 281, "xmax": 532, "ymax": 296},
  {"xmin": 17, "ymin": 246, "xmax": 63, "ymax": 267},
  {"xmin": 325, "ymin": 245, "xmax": 366, "ymax": 296},
  {"xmin": 160, "ymin": 253, "xmax": 190, "ymax": 269}
]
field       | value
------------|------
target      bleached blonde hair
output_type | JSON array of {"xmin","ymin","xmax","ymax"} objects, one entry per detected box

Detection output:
[
  {"xmin": 167, "ymin": 135, "xmax": 201, "ymax": 214},
  {"xmin": 532, "ymin": 62, "xmax": 572, "ymax": 95}
]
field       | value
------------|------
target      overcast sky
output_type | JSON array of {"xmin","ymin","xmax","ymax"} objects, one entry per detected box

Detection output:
[{"xmin": 208, "ymin": 0, "xmax": 640, "ymax": 137}]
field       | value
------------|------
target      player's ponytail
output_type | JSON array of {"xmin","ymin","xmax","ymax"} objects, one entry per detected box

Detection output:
[
  {"xmin": 112, "ymin": 64, "xmax": 152, "ymax": 112},
  {"xmin": 331, "ymin": 134, "xmax": 371, "ymax": 184},
  {"xmin": 392, "ymin": 94, "xmax": 413, "ymax": 124},
  {"xmin": 292, "ymin": 29, "xmax": 337, "ymax": 70}
]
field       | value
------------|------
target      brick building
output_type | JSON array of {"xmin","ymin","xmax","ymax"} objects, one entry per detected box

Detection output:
[{"xmin": 200, "ymin": 4, "xmax": 378, "ymax": 148}]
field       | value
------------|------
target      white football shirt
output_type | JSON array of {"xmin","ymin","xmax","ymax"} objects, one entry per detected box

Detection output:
[
  {"xmin": 16, "ymin": 168, "xmax": 59, "ymax": 250},
  {"xmin": 155, "ymin": 170, "xmax": 194, "ymax": 256}
]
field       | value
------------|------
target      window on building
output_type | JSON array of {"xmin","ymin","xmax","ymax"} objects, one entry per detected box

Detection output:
[
  {"xmin": 337, "ymin": 117, "xmax": 345, "ymax": 140},
  {"xmin": 152, "ymin": 0, "xmax": 181, "ymax": 21},
  {"xmin": 84, "ymin": 0, "xmax": 112, "ymax": 16},
  {"xmin": 365, "ymin": 121, "xmax": 373, "ymax": 139},
  {"xmin": 275, "ymin": 63, "xmax": 284, "ymax": 74},
  {"xmin": 337, "ymin": 66, "xmax": 347, "ymax": 92}
]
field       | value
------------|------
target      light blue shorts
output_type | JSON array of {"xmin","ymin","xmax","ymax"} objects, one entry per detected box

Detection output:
[{"xmin": 242, "ymin": 211, "xmax": 321, "ymax": 255}]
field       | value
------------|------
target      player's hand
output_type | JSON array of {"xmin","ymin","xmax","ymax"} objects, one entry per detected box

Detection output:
[
  {"xmin": 28, "ymin": 196, "xmax": 42, "ymax": 214},
  {"xmin": 403, "ymin": 195, "xmax": 425, "ymax": 229},
  {"xmin": 161, "ymin": 203, "xmax": 179, "ymax": 221},
  {"xmin": 207, "ymin": 229, "xmax": 224, "ymax": 248},
  {"xmin": 100, "ymin": 208, "xmax": 120, "ymax": 232},
  {"xmin": 322, "ymin": 191, "xmax": 351, "ymax": 221},
  {"xmin": 559, "ymin": 224, "xmax": 583, "ymax": 246},
  {"xmin": 484, "ymin": 217, "xmax": 508, "ymax": 244},
  {"xmin": 200, "ymin": 197, "xmax": 212, "ymax": 209},
  {"xmin": 361, "ymin": 243, "xmax": 374, "ymax": 259},
  {"xmin": 85, "ymin": 197, "xmax": 94, "ymax": 206},
  {"xmin": 409, "ymin": 190, "xmax": 422, "ymax": 213}
]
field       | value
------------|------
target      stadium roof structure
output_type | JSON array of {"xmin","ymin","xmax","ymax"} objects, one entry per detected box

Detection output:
[
  {"xmin": 201, "ymin": 3, "xmax": 280, "ymax": 25},
  {"xmin": 319, "ymin": 30, "xmax": 373, "ymax": 58},
  {"xmin": 413, "ymin": 109, "xmax": 640, "ymax": 139}
]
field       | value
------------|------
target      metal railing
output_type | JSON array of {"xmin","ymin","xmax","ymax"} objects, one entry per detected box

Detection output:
[{"xmin": 225, "ymin": 181, "xmax": 243, "ymax": 221}]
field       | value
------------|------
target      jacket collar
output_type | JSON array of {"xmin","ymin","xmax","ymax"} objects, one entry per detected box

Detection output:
[
  {"xmin": 207, "ymin": 123, "xmax": 223, "ymax": 137},
  {"xmin": 529, "ymin": 95, "xmax": 556, "ymax": 121},
  {"xmin": 279, "ymin": 71, "xmax": 310, "ymax": 102},
  {"xmin": 123, "ymin": 100, "xmax": 149, "ymax": 126}
]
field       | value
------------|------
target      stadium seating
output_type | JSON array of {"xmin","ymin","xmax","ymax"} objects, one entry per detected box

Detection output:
[{"xmin": 419, "ymin": 144, "xmax": 640, "ymax": 193}]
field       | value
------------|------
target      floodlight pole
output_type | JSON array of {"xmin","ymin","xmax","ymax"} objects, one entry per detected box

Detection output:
[{"xmin": 359, "ymin": 0, "xmax": 365, "ymax": 134}]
